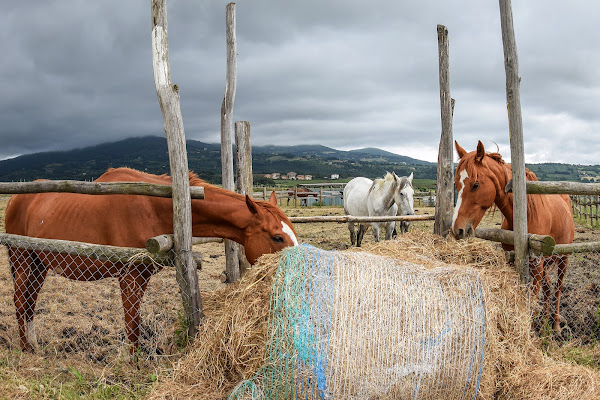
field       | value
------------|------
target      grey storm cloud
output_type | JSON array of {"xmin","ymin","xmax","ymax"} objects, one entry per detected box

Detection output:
[{"xmin": 0, "ymin": 0, "xmax": 598, "ymax": 164}]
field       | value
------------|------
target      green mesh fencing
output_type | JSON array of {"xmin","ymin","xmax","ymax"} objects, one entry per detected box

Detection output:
[{"xmin": 230, "ymin": 245, "xmax": 486, "ymax": 399}]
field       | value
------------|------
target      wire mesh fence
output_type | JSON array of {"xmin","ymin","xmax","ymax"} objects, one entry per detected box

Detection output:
[
  {"xmin": 0, "ymin": 236, "xmax": 192, "ymax": 367},
  {"xmin": 528, "ymin": 246, "xmax": 600, "ymax": 343}
]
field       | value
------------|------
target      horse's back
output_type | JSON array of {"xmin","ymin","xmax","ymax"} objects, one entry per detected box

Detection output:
[
  {"xmin": 5, "ymin": 168, "xmax": 172, "ymax": 248},
  {"xmin": 344, "ymin": 177, "xmax": 372, "ymax": 216}
]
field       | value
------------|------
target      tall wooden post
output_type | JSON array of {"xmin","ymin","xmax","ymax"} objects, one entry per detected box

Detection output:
[
  {"xmin": 221, "ymin": 2, "xmax": 240, "ymax": 283},
  {"xmin": 151, "ymin": 0, "xmax": 203, "ymax": 339},
  {"xmin": 434, "ymin": 24, "xmax": 454, "ymax": 236},
  {"xmin": 235, "ymin": 121, "xmax": 252, "ymax": 273},
  {"xmin": 499, "ymin": 0, "xmax": 529, "ymax": 282}
]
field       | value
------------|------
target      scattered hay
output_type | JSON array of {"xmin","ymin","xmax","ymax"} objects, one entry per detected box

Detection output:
[
  {"xmin": 149, "ymin": 253, "xmax": 279, "ymax": 400},
  {"xmin": 149, "ymin": 232, "xmax": 600, "ymax": 399}
]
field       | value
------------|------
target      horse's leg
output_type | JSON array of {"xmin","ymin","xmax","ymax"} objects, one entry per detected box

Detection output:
[
  {"xmin": 348, "ymin": 222, "xmax": 356, "ymax": 246},
  {"xmin": 357, "ymin": 224, "xmax": 367, "ymax": 247},
  {"xmin": 553, "ymin": 255, "xmax": 568, "ymax": 332},
  {"xmin": 10, "ymin": 249, "xmax": 48, "ymax": 352},
  {"xmin": 372, "ymin": 223, "xmax": 381, "ymax": 243},
  {"xmin": 384, "ymin": 221, "xmax": 395, "ymax": 241},
  {"xmin": 529, "ymin": 257, "xmax": 545, "ymax": 327},
  {"xmin": 541, "ymin": 257, "xmax": 553, "ymax": 325},
  {"xmin": 119, "ymin": 267, "xmax": 151, "ymax": 362}
]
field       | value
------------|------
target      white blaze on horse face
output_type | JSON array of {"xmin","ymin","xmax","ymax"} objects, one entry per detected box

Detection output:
[
  {"xmin": 452, "ymin": 169, "xmax": 469, "ymax": 231},
  {"xmin": 281, "ymin": 222, "xmax": 299, "ymax": 246}
]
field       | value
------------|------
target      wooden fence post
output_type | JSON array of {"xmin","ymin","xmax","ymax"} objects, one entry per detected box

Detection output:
[
  {"xmin": 499, "ymin": 0, "xmax": 529, "ymax": 283},
  {"xmin": 221, "ymin": 2, "xmax": 240, "ymax": 283},
  {"xmin": 151, "ymin": 0, "xmax": 203, "ymax": 339},
  {"xmin": 434, "ymin": 24, "xmax": 454, "ymax": 236},
  {"xmin": 235, "ymin": 121, "xmax": 252, "ymax": 273}
]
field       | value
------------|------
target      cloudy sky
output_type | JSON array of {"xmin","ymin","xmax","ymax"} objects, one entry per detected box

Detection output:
[{"xmin": 1, "ymin": 1, "xmax": 598, "ymax": 164}]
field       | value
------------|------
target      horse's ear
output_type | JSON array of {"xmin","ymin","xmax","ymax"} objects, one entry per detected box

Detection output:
[
  {"xmin": 476, "ymin": 140, "xmax": 485, "ymax": 163},
  {"xmin": 269, "ymin": 190, "xmax": 278, "ymax": 206},
  {"xmin": 407, "ymin": 172, "xmax": 413, "ymax": 183},
  {"xmin": 455, "ymin": 141, "xmax": 467, "ymax": 159},
  {"xmin": 246, "ymin": 195, "xmax": 260, "ymax": 215},
  {"xmin": 392, "ymin": 172, "xmax": 399, "ymax": 181}
]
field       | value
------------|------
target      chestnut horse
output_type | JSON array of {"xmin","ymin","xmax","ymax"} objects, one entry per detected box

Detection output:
[
  {"xmin": 451, "ymin": 141, "xmax": 574, "ymax": 332},
  {"xmin": 5, "ymin": 167, "xmax": 298, "ymax": 354},
  {"xmin": 287, "ymin": 186, "xmax": 318, "ymax": 206}
]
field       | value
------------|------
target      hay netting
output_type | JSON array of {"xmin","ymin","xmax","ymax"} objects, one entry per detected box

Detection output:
[
  {"xmin": 230, "ymin": 246, "xmax": 487, "ymax": 400},
  {"xmin": 149, "ymin": 231, "xmax": 600, "ymax": 400}
]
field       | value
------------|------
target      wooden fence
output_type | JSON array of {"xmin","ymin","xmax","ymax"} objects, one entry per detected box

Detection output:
[
  {"xmin": 505, "ymin": 180, "xmax": 600, "ymax": 255},
  {"xmin": 572, "ymin": 195, "xmax": 600, "ymax": 227},
  {"xmin": 253, "ymin": 185, "xmax": 436, "ymax": 208}
]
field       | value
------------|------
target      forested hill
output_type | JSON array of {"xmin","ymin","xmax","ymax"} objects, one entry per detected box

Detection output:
[
  {"xmin": 0, "ymin": 136, "xmax": 436, "ymax": 183},
  {"xmin": 0, "ymin": 136, "xmax": 596, "ymax": 184}
]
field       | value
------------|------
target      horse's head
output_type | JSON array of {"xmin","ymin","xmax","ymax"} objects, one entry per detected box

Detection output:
[
  {"xmin": 393, "ymin": 172, "xmax": 415, "ymax": 233},
  {"xmin": 241, "ymin": 191, "xmax": 298, "ymax": 264},
  {"xmin": 452, "ymin": 141, "xmax": 502, "ymax": 239}
]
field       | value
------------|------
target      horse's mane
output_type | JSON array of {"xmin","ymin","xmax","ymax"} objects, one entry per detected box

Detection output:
[{"xmin": 368, "ymin": 172, "xmax": 394, "ymax": 195}]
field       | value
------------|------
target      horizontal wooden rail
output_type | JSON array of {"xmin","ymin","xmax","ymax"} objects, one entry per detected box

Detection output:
[
  {"xmin": 288, "ymin": 215, "xmax": 435, "ymax": 223},
  {"xmin": 474, "ymin": 227, "xmax": 555, "ymax": 255},
  {"xmin": 505, "ymin": 179, "xmax": 600, "ymax": 196},
  {"xmin": 146, "ymin": 234, "xmax": 224, "ymax": 254},
  {"xmin": 0, "ymin": 181, "xmax": 205, "ymax": 199},
  {"xmin": 553, "ymin": 241, "xmax": 600, "ymax": 255},
  {"xmin": 0, "ymin": 233, "xmax": 202, "ymax": 266}
]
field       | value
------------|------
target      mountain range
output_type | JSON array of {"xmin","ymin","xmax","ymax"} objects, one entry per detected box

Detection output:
[
  {"xmin": 0, "ymin": 136, "xmax": 436, "ymax": 183},
  {"xmin": 0, "ymin": 136, "xmax": 597, "ymax": 184}
]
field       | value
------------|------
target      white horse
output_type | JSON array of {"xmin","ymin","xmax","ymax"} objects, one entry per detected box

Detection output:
[{"xmin": 343, "ymin": 172, "xmax": 415, "ymax": 246}]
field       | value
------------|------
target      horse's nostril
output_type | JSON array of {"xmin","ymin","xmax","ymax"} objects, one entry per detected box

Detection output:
[
  {"xmin": 466, "ymin": 227, "xmax": 473, "ymax": 236},
  {"xmin": 457, "ymin": 228, "xmax": 464, "ymax": 238}
]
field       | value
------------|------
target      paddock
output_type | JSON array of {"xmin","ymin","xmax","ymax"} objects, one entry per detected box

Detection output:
[
  {"xmin": 0, "ymin": 0, "xmax": 597, "ymax": 398},
  {"xmin": 1, "ymin": 198, "xmax": 600, "ymax": 398}
]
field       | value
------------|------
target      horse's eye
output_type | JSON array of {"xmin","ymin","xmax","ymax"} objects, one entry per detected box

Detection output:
[
  {"xmin": 272, "ymin": 235, "xmax": 284, "ymax": 243},
  {"xmin": 472, "ymin": 182, "xmax": 480, "ymax": 190}
]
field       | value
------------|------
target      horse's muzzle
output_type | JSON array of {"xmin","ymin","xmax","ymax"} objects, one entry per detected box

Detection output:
[
  {"xmin": 401, "ymin": 221, "xmax": 410, "ymax": 233},
  {"xmin": 454, "ymin": 224, "xmax": 473, "ymax": 240}
]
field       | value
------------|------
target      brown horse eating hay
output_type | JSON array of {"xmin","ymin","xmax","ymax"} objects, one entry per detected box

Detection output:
[
  {"xmin": 451, "ymin": 141, "xmax": 574, "ymax": 332},
  {"xmin": 5, "ymin": 167, "xmax": 298, "ymax": 355}
]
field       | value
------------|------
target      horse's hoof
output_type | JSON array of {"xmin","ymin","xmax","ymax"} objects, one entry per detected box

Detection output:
[
  {"xmin": 553, "ymin": 321, "xmax": 562, "ymax": 334},
  {"xmin": 20, "ymin": 344, "xmax": 35, "ymax": 353}
]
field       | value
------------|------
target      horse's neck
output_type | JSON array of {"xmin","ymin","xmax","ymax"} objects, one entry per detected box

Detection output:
[
  {"xmin": 191, "ymin": 186, "xmax": 253, "ymax": 242},
  {"xmin": 491, "ymin": 163, "xmax": 515, "ymax": 227}
]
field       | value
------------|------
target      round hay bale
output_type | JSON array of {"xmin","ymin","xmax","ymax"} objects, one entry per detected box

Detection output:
[{"xmin": 231, "ymin": 245, "xmax": 486, "ymax": 399}]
